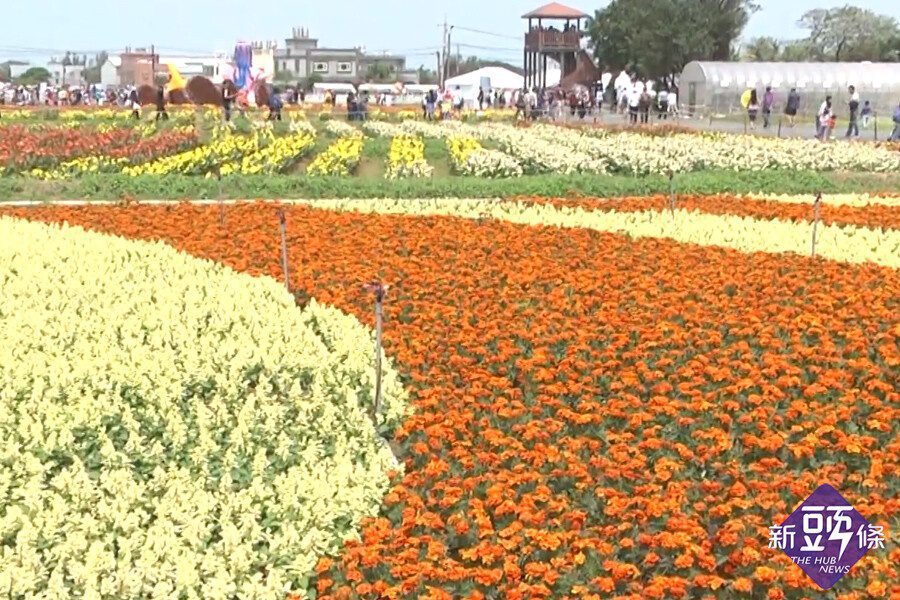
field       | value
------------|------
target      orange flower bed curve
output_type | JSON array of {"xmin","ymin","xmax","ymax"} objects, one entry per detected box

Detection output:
[
  {"xmin": 0, "ymin": 125, "xmax": 138, "ymax": 170},
  {"xmin": 517, "ymin": 195, "xmax": 900, "ymax": 230},
  {"xmin": 3, "ymin": 203, "xmax": 897, "ymax": 599}
]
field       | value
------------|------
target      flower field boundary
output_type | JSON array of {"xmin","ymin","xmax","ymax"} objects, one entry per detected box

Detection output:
[
  {"xmin": 749, "ymin": 193, "xmax": 900, "ymax": 208},
  {"xmin": 3, "ymin": 196, "xmax": 898, "ymax": 267},
  {"xmin": 5, "ymin": 202, "xmax": 894, "ymax": 599},
  {"xmin": 520, "ymin": 195, "xmax": 900, "ymax": 230},
  {"xmin": 287, "ymin": 198, "xmax": 900, "ymax": 268}
]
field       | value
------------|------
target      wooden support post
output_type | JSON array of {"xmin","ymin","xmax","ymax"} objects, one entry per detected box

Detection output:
[
  {"xmin": 523, "ymin": 49, "xmax": 528, "ymax": 89},
  {"xmin": 277, "ymin": 209, "xmax": 291, "ymax": 292},
  {"xmin": 541, "ymin": 54, "xmax": 547, "ymax": 90},
  {"xmin": 811, "ymin": 193, "xmax": 822, "ymax": 258}
]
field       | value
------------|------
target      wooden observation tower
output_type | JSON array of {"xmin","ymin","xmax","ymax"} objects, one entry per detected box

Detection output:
[{"xmin": 522, "ymin": 2, "xmax": 589, "ymax": 90}]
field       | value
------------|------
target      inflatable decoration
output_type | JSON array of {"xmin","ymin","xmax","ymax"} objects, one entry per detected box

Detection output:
[
  {"xmin": 167, "ymin": 64, "xmax": 189, "ymax": 104},
  {"xmin": 234, "ymin": 41, "xmax": 253, "ymax": 91},
  {"xmin": 187, "ymin": 76, "xmax": 221, "ymax": 106}
]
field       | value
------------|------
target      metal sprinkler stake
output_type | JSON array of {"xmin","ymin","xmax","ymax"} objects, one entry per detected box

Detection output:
[
  {"xmin": 811, "ymin": 193, "xmax": 822, "ymax": 258},
  {"xmin": 277, "ymin": 209, "xmax": 291, "ymax": 292},
  {"xmin": 363, "ymin": 281, "xmax": 388, "ymax": 427}
]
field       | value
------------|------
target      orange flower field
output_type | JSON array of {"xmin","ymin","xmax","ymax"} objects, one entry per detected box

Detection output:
[
  {"xmin": 519, "ymin": 195, "xmax": 900, "ymax": 230},
  {"xmin": 2, "ymin": 198, "xmax": 897, "ymax": 599}
]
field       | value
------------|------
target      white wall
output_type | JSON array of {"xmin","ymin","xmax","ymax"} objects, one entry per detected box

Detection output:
[{"xmin": 100, "ymin": 61, "xmax": 119, "ymax": 87}]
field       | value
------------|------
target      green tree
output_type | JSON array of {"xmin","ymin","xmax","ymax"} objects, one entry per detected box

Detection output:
[
  {"xmin": 590, "ymin": 0, "xmax": 758, "ymax": 77},
  {"xmin": 0, "ymin": 63, "xmax": 10, "ymax": 82},
  {"xmin": 15, "ymin": 67, "xmax": 51, "ymax": 85},
  {"xmin": 590, "ymin": 0, "xmax": 721, "ymax": 84},
  {"xmin": 82, "ymin": 51, "xmax": 108, "ymax": 85},
  {"xmin": 273, "ymin": 69, "xmax": 294, "ymax": 83},
  {"xmin": 701, "ymin": 0, "xmax": 760, "ymax": 60},
  {"xmin": 798, "ymin": 6, "xmax": 899, "ymax": 61},
  {"xmin": 779, "ymin": 39, "xmax": 818, "ymax": 61},
  {"xmin": 303, "ymin": 72, "xmax": 323, "ymax": 90},
  {"xmin": 417, "ymin": 65, "xmax": 438, "ymax": 84},
  {"xmin": 365, "ymin": 61, "xmax": 396, "ymax": 82},
  {"xmin": 742, "ymin": 36, "xmax": 782, "ymax": 61}
]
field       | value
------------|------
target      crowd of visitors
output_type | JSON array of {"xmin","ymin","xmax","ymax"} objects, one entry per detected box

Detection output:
[
  {"xmin": 4, "ymin": 75, "xmax": 897, "ymax": 141},
  {"xmin": 0, "ymin": 82, "xmax": 153, "ymax": 107},
  {"xmin": 741, "ymin": 84, "xmax": 892, "ymax": 142}
]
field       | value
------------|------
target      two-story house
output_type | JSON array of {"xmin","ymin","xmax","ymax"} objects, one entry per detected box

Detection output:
[{"xmin": 274, "ymin": 27, "xmax": 418, "ymax": 84}]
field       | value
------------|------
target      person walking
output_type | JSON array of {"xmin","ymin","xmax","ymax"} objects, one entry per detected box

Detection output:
[
  {"xmin": 762, "ymin": 86, "xmax": 775, "ymax": 129},
  {"xmin": 817, "ymin": 95, "xmax": 833, "ymax": 141},
  {"xmin": 657, "ymin": 87, "xmax": 669, "ymax": 120},
  {"xmin": 155, "ymin": 85, "xmax": 169, "ymax": 121},
  {"xmin": 860, "ymin": 100, "xmax": 873, "ymax": 129},
  {"xmin": 515, "ymin": 89, "xmax": 527, "ymax": 120},
  {"xmin": 667, "ymin": 86, "xmax": 678, "ymax": 117},
  {"xmin": 785, "ymin": 88, "xmax": 800, "ymax": 128},
  {"xmin": 129, "ymin": 89, "xmax": 141, "ymax": 120},
  {"xmin": 628, "ymin": 83, "xmax": 640, "ymax": 124},
  {"xmin": 222, "ymin": 80, "xmax": 236, "ymax": 122},
  {"xmin": 891, "ymin": 101, "xmax": 900, "ymax": 141},
  {"xmin": 267, "ymin": 86, "xmax": 283, "ymax": 121},
  {"xmin": 639, "ymin": 87, "xmax": 652, "ymax": 124},
  {"xmin": 747, "ymin": 89, "xmax": 759, "ymax": 130},
  {"xmin": 845, "ymin": 85, "xmax": 860, "ymax": 139}
]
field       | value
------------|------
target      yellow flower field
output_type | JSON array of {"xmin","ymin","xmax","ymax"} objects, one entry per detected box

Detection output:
[{"xmin": 0, "ymin": 217, "xmax": 407, "ymax": 599}]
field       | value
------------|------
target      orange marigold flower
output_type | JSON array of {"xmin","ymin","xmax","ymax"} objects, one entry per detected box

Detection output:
[
  {"xmin": 754, "ymin": 566, "xmax": 778, "ymax": 585},
  {"xmin": 732, "ymin": 578, "xmax": 753, "ymax": 594}
]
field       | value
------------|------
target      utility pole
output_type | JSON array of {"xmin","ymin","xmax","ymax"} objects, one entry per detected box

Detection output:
[
  {"xmin": 445, "ymin": 25, "xmax": 455, "ymax": 85},
  {"xmin": 435, "ymin": 51, "xmax": 442, "ymax": 87},
  {"xmin": 440, "ymin": 16, "xmax": 448, "ymax": 87}
]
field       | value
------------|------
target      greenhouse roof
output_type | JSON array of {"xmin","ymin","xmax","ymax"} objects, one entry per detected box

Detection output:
[{"xmin": 681, "ymin": 61, "xmax": 900, "ymax": 89}]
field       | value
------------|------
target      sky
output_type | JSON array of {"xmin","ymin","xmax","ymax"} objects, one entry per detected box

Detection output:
[{"xmin": 2, "ymin": 0, "xmax": 899, "ymax": 67}]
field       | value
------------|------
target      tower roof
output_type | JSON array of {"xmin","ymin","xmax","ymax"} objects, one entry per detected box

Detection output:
[{"xmin": 522, "ymin": 3, "xmax": 589, "ymax": 19}]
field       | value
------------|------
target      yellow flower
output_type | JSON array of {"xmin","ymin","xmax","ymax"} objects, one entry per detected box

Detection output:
[{"xmin": 0, "ymin": 216, "xmax": 409, "ymax": 598}]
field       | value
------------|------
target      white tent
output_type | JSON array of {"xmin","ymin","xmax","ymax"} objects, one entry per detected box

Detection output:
[
  {"xmin": 313, "ymin": 82, "xmax": 356, "ymax": 93},
  {"xmin": 445, "ymin": 66, "xmax": 524, "ymax": 107}
]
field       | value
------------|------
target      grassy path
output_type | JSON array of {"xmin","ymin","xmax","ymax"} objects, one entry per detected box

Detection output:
[{"xmin": 358, "ymin": 136, "xmax": 390, "ymax": 179}]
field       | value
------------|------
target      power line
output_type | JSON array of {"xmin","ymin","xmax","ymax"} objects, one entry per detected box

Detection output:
[
  {"xmin": 457, "ymin": 43, "xmax": 521, "ymax": 53},
  {"xmin": 451, "ymin": 26, "xmax": 521, "ymax": 41}
]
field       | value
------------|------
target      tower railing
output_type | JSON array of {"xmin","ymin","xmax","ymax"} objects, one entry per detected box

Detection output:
[{"xmin": 525, "ymin": 29, "xmax": 581, "ymax": 50}]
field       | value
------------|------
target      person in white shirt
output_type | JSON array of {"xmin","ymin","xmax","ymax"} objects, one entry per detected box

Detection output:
[
  {"xmin": 817, "ymin": 96, "xmax": 833, "ymax": 141},
  {"xmin": 667, "ymin": 89, "xmax": 678, "ymax": 115},
  {"xmin": 628, "ymin": 81, "xmax": 641, "ymax": 124},
  {"xmin": 452, "ymin": 86, "xmax": 464, "ymax": 112},
  {"xmin": 657, "ymin": 88, "xmax": 669, "ymax": 119}
]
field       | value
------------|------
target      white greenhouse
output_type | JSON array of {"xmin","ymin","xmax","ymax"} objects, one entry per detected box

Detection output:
[{"xmin": 680, "ymin": 61, "xmax": 900, "ymax": 115}]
